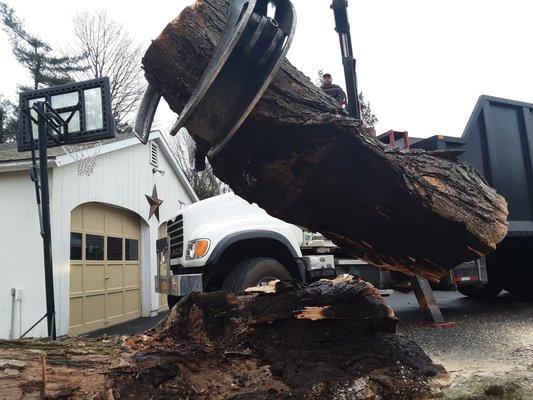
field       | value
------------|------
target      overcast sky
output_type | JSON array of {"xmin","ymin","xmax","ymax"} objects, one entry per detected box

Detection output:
[{"xmin": 1, "ymin": 0, "xmax": 532, "ymax": 138}]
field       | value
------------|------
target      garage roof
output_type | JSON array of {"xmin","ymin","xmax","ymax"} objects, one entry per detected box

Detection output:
[
  {"xmin": 0, "ymin": 132, "xmax": 135, "ymax": 162},
  {"xmin": 0, "ymin": 131, "xmax": 199, "ymax": 202}
]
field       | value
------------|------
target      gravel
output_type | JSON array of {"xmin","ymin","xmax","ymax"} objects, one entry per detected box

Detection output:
[{"xmin": 387, "ymin": 290, "xmax": 533, "ymax": 398}]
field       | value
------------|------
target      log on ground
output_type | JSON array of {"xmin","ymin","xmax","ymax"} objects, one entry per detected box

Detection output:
[
  {"xmin": 106, "ymin": 275, "xmax": 449, "ymax": 399},
  {"xmin": 0, "ymin": 277, "xmax": 449, "ymax": 399},
  {"xmin": 142, "ymin": 0, "xmax": 508, "ymax": 281}
]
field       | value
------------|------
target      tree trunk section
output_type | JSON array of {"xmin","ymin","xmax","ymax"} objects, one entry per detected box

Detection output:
[
  {"xmin": 142, "ymin": 0, "xmax": 508, "ymax": 281},
  {"xmin": 106, "ymin": 276, "xmax": 449, "ymax": 399},
  {"xmin": 0, "ymin": 277, "xmax": 450, "ymax": 399}
]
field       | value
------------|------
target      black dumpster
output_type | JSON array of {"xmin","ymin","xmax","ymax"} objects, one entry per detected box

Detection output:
[{"xmin": 412, "ymin": 96, "xmax": 533, "ymax": 297}]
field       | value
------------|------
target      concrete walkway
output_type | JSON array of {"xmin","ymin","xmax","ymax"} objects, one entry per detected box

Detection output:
[{"xmin": 87, "ymin": 311, "xmax": 169, "ymax": 337}]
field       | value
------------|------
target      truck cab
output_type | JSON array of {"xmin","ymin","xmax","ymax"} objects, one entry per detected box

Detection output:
[{"xmin": 156, "ymin": 193, "xmax": 339, "ymax": 307}]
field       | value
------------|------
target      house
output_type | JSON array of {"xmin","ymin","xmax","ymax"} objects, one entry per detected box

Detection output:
[{"xmin": 0, "ymin": 132, "xmax": 198, "ymax": 338}]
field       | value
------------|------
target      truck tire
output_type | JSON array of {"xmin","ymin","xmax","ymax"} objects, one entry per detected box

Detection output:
[
  {"xmin": 457, "ymin": 283, "xmax": 503, "ymax": 299},
  {"xmin": 222, "ymin": 257, "xmax": 292, "ymax": 293},
  {"xmin": 504, "ymin": 270, "xmax": 533, "ymax": 300},
  {"xmin": 167, "ymin": 295, "xmax": 180, "ymax": 309},
  {"xmin": 505, "ymin": 286, "xmax": 533, "ymax": 300}
]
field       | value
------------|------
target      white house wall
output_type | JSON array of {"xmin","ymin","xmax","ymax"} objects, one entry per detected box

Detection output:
[
  {"xmin": 0, "ymin": 138, "xmax": 195, "ymax": 338},
  {"xmin": 0, "ymin": 170, "xmax": 50, "ymax": 338}
]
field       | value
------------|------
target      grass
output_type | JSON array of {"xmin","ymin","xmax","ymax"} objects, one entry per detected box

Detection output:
[{"xmin": 443, "ymin": 375, "xmax": 531, "ymax": 400}]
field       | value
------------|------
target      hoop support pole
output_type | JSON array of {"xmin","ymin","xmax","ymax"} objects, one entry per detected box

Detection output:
[{"xmin": 35, "ymin": 102, "xmax": 57, "ymax": 340}]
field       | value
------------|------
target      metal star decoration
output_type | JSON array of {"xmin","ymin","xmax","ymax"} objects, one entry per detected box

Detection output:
[{"xmin": 145, "ymin": 185, "xmax": 164, "ymax": 221}]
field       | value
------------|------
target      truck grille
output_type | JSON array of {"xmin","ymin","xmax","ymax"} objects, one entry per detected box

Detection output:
[{"xmin": 167, "ymin": 214, "xmax": 184, "ymax": 259}]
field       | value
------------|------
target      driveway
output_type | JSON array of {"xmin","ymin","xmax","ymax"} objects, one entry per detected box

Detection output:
[
  {"xmin": 87, "ymin": 311, "xmax": 169, "ymax": 337},
  {"xmin": 389, "ymin": 290, "xmax": 533, "ymax": 399}
]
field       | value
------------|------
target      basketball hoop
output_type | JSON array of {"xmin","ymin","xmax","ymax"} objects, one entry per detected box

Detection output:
[
  {"xmin": 62, "ymin": 140, "xmax": 103, "ymax": 176},
  {"xmin": 16, "ymin": 78, "xmax": 115, "ymax": 339}
]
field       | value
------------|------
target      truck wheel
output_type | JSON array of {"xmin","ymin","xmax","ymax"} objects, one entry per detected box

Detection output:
[
  {"xmin": 167, "ymin": 295, "xmax": 180, "ymax": 309},
  {"xmin": 457, "ymin": 283, "xmax": 503, "ymax": 299},
  {"xmin": 505, "ymin": 287, "xmax": 533, "ymax": 300},
  {"xmin": 222, "ymin": 257, "xmax": 292, "ymax": 293}
]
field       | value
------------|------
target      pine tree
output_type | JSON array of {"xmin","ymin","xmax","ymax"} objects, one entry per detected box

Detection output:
[
  {"xmin": 0, "ymin": 2, "xmax": 86, "ymax": 91},
  {"xmin": 359, "ymin": 92, "xmax": 378, "ymax": 128},
  {"xmin": 0, "ymin": 95, "xmax": 17, "ymax": 144}
]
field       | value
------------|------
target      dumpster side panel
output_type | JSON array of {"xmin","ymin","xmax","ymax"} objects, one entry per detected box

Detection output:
[
  {"xmin": 461, "ymin": 96, "xmax": 533, "ymax": 232},
  {"xmin": 459, "ymin": 111, "xmax": 487, "ymax": 179}
]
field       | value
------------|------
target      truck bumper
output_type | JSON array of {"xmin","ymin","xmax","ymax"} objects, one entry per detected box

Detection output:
[
  {"xmin": 155, "ymin": 274, "xmax": 203, "ymax": 297},
  {"xmin": 451, "ymin": 258, "xmax": 488, "ymax": 287},
  {"xmin": 156, "ymin": 237, "xmax": 204, "ymax": 296}
]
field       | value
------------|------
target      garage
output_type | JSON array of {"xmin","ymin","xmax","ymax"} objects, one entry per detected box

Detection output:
[
  {"xmin": 0, "ymin": 132, "xmax": 198, "ymax": 339},
  {"xmin": 69, "ymin": 203, "xmax": 142, "ymax": 335}
]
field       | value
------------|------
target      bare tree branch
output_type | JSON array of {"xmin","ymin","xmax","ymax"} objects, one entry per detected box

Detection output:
[
  {"xmin": 71, "ymin": 11, "xmax": 145, "ymax": 129},
  {"xmin": 165, "ymin": 129, "xmax": 230, "ymax": 200}
]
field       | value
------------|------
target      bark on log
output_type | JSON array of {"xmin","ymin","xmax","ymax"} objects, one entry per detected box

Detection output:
[
  {"xmin": 0, "ymin": 277, "xmax": 450, "ymax": 399},
  {"xmin": 143, "ymin": 0, "xmax": 508, "ymax": 281},
  {"xmin": 105, "ymin": 276, "xmax": 449, "ymax": 399}
]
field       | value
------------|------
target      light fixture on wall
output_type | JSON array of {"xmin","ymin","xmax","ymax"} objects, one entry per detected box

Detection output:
[{"xmin": 152, "ymin": 168, "xmax": 166, "ymax": 176}]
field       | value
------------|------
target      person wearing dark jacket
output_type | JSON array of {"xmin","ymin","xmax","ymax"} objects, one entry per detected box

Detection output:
[{"xmin": 320, "ymin": 73, "xmax": 347, "ymax": 104}]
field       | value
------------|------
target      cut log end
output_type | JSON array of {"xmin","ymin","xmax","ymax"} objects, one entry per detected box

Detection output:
[{"xmin": 105, "ymin": 277, "xmax": 449, "ymax": 399}]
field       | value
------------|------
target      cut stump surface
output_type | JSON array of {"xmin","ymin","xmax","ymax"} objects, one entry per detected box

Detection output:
[{"xmin": 0, "ymin": 277, "xmax": 449, "ymax": 399}]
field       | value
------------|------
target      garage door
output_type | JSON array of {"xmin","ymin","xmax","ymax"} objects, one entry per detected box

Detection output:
[{"xmin": 69, "ymin": 203, "xmax": 141, "ymax": 335}]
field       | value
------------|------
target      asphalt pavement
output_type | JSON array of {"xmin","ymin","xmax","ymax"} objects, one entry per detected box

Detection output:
[
  {"xmin": 388, "ymin": 289, "xmax": 532, "ymax": 373},
  {"xmin": 87, "ymin": 311, "xmax": 169, "ymax": 337},
  {"xmin": 389, "ymin": 290, "xmax": 533, "ymax": 398}
]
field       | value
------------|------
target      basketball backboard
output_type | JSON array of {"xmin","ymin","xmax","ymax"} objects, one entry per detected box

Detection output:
[{"xmin": 17, "ymin": 77, "xmax": 115, "ymax": 152}]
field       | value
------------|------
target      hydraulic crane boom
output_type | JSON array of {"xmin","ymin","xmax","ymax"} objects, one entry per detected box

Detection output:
[{"xmin": 331, "ymin": 0, "xmax": 361, "ymax": 119}]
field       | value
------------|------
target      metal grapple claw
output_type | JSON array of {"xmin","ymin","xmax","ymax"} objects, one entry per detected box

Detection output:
[
  {"xmin": 135, "ymin": 84, "xmax": 161, "ymax": 145},
  {"xmin": 171, "ymin": 0, "xmax": 297, "ymax": 158}
]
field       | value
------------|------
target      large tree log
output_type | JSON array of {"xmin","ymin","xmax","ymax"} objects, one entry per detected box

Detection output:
[
  {"xmin": 0, "ymin": 277, "xmax": 449, "ymax": 399},
  {"xmin": 106, "ymin": 276, "xmax": 449, "ymax": 399},
  {"xmin": 143, "ymin": 0, "xmax": 508, "ymax": 281}
]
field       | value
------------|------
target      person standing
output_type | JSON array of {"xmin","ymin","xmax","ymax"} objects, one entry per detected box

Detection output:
[{"xmin": 320, "ymin": 73, "xmax": 347, "ymax": 105}]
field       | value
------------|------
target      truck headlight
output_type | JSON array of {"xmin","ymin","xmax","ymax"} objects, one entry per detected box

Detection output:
[{"xmin": 186, "ymin": 239, "xmax": 210, "ymax": 260}]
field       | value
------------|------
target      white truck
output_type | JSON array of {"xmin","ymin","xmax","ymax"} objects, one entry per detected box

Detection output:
[{"xmin": 155, "ymin": 193, "xmax": 392, "ymax": 308}]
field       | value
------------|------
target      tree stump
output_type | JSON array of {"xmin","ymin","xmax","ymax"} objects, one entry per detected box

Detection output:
[
  {"xmin": 106, "ymin": 276, "xmax": 449, "ymax": 399},
  {"xmin": 142, "ymin": 0, "xmax": 508, "ymax": 281},
  {"xmin": 0, "ymin": 277, "xmax": 450, "ymax": 399}
]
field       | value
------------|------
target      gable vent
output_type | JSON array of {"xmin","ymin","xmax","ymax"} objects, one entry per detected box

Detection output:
[{"xmin": 150, "ymin": 142, "xmax": 159, "ymax": 168}]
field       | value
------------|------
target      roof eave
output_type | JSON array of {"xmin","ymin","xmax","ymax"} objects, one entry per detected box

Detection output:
[{"xmin": 0, "ymin": 158, "xmax": 58, "ymax": 172}]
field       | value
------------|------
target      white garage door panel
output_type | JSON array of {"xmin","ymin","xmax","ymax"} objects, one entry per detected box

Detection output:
[{"xmin": 69, "ymin": 203, "xmax": 141, "ymax": 336}]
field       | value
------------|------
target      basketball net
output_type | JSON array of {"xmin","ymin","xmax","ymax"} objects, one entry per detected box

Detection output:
[{"xmin": 62, "ymin": 141, "xmax": 103, "ymax": 176}]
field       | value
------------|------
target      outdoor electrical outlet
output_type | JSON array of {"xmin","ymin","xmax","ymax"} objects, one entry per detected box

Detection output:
[{"xmin": 11, "ymin": 288, "xmax": 22, "ymax": 301}]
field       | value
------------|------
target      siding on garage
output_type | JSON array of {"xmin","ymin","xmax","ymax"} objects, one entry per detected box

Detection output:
[
  {"xmin": 0, "ymin": 133, "xmax": 197, "ymax": 338},
  {"xmin": 0, "ymin": 170, "xmax": 50, "ymax": 338}
]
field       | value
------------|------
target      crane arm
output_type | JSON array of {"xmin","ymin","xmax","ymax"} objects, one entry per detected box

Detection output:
[{"xmin": 330, "ymin": 0, "xmax": 361, "ymax": 119}]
